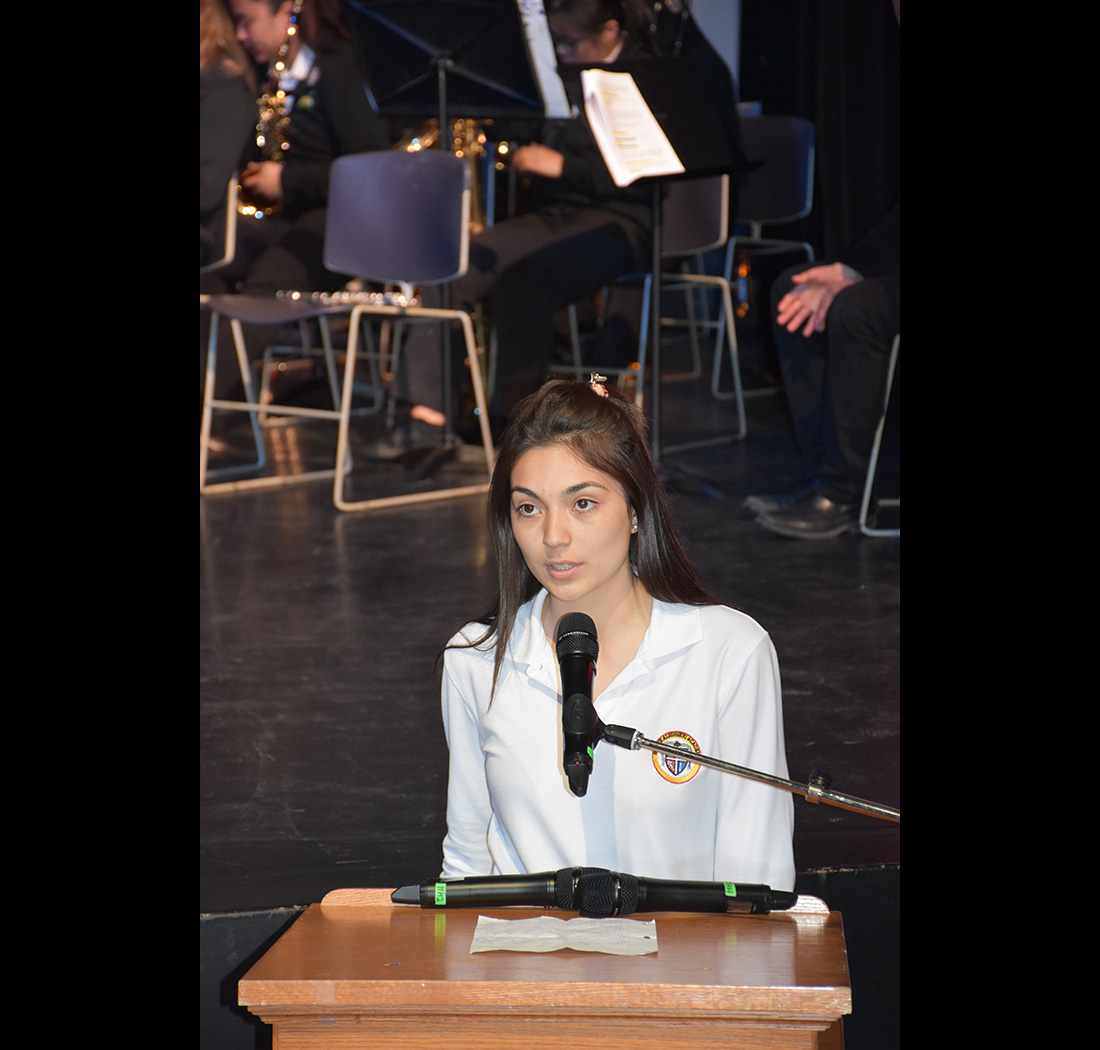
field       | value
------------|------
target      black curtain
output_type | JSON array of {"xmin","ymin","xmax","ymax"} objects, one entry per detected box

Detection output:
[{"xmin": 740, "ymin": 0, "xmax": 900, "ymax": 259}]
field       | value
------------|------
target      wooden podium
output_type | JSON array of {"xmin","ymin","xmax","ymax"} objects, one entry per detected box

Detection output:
[{"xmin": 239, "ymin": 888, "xmax": 851, "ymax": 1049}]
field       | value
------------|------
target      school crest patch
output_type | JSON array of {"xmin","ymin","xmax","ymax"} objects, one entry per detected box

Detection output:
[{"xmin": 652, "ymin": 730, "xmax": 702, "ymax": 784}]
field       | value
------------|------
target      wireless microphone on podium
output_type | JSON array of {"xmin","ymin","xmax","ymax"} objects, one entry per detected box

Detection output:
[
  {"xmin": 391, "ymin": 869, "xmax": 797, "ymax": 916},
  {"xmin": 556, "ymin": 613, "xmax": 601, "ymax": 797},
  {"xmin": 571, "ymin": 871, "xmax": 797, "ymax": 916},
  {"xmin": 390, "ymin": 867, "xmax": 608, "ymax": 909}
]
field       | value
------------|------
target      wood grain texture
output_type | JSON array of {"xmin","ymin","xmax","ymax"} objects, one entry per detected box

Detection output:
[{"xmin": 241, "ymin": 893, "xmax": 850, "ymax": 1049}]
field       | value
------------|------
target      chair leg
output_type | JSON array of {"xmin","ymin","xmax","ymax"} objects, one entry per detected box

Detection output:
[
  {"xmin": 318, "ymin": 315, "xmax": 342, "ymax": 410},
  {"xmin": 631, "ymin": 276, "xmax": 652, "ymax": 411},
  {"xmin": 707, "ymin": 277, "xmax": 745, "ymax": 425},
  {"xmin": 858, "ymin": 334, "xmax": 900, "ymax": 538},
  {"xmin": 201, "ymin": 314, "xmax": 342, "ymax": 494},
  {"xmin": 713, "ymin": 276, "xmax": 746, "ymax": 439},
  {"xmin": 325, "ymin": 313, "xmax": 385, "ymax": 419},
  {"xmin": 200, "ymin": 313, "xmax": 267, "ymax": 491},
  {"xmin": 675, "ymin": 266, "xmax": 703, "ymax": 380},
  {"xmin": 256, "ymin": 314, "xmax": 385, "ymax": 430},
  {"xmin": 708, "ymin": 271, "xmax": 740, "ymax": 404},
  {"xmin": 709, "ymin": 241, "xmax": 738, "ymax": 378},
  {"xmin": 710, "ymin": 237, "xmax": 814, "ymax": 375},
  {"xmin": 662, "ymin": 274, "xmax": 746, "ymax": 453},
  {"xmin": 258, "ymin": 318, "xmax": 320, "ymax": 429},
  {"xmin": 686, "ymin": 254, "xmax": 711, "ymax": 376},
  {"xmin": 333, "ymin": 306, "xmax": 495, "ymax": 512}
]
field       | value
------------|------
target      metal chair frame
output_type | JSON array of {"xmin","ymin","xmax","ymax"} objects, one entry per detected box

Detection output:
[
  {"xmin": 199, "ymin": 177, "xmax": 239, "ymax": 277},
  {"xmin": 858, "ymin": 333, "xmax": 900, "ymax": 537},
  {"xmin": 199, "ymin": 151, "xmax": 494, "ymax": 511},
  {"xmin": 200, "ymin": 298, "xmax": 376, "ymax": 492},
  {"xmin": 568, "ymin": 174, "xmax": 746, "ymax": 444},
  {"xmin": 255, "ymin": 316, "xmax": 384, "ymax": 429},
  {"xmin": 708, "ymin": 116, "xmax": 817, "ymax": 395}
]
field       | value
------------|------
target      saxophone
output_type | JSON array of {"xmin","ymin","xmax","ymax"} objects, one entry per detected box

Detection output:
[
  {"xmin": 395, "ymin": 117, "xmax": 500, "ymax": 378},
  {"xmin": 237, "ymin": 0, "xmax": 304, "ymax": 219},
  {"xmin": 397, "ymin": 117, "xmax": 493, "ymax": 235}
]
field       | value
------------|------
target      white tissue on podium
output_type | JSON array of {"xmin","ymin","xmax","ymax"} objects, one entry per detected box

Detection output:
[{"xmin": 469, "ymin": 915, "xmax": 658, "ymax": 955}]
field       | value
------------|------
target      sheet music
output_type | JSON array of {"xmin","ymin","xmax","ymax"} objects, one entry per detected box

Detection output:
[
  {"xmin": 581, "ymin": 68, "xmax": 685, "ymax": 187},
  {"xmin": 516, "ymin": 1, "xmax": 571, "ymax": 118}
]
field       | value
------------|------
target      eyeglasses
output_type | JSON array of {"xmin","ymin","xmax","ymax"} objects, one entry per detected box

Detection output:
[{"xmin": 553, "ymin": 33, "xmax": 595, "ymax": 60}]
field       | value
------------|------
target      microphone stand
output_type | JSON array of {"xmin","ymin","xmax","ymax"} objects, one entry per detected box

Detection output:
[{"xmin": 601, "ymin": 723, "xmax": 900, "ymax": 824}]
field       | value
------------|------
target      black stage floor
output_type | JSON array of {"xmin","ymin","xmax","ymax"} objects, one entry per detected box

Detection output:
[{"xmin": 199, "ymin": 325, "xmax": 900, "ymax": 1047}]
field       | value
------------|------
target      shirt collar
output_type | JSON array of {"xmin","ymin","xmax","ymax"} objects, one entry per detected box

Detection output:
[
  {"xmin": 507, "ymin": 590, "xmax": 704, "ymax": 690},
  {"xmin": 273, "ymin": 43, "xmax": 315, "ymax": 91},
  {"xmin": 509, "ymin": 590, "xmax": 555, "ymax": 690},
  {"xmin": 637, "ymin": 599, "xmax": 704, "ymax": 662}
]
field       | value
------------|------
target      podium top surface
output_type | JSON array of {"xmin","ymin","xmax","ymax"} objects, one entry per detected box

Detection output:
[{"xmin": 239, "ymin": 891, "xmax": 851, "ymax": 1019}]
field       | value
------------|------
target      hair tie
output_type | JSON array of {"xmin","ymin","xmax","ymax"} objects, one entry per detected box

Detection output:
[{"xmin": 588, "ymin": 373, "xmax": 609, "ymax": 398}]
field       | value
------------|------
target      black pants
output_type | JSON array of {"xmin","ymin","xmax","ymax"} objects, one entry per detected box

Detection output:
[
  {"xmin": 397, "ymin": 206, "xmax": 650, "ymax": 420},
  {"xmin": 770, "ymin": 263, "xmax": 900, "ymax": 504}
]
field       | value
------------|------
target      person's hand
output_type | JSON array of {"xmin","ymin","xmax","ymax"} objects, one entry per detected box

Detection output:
[
  {"xmin": 775, "ymin": 262, "xmax": 861, "ymax": 337},
  {"xmin": 241, "ymin": 160, "xmax": 285, "ymax": 203},
  {"xmin": 511, "ymin": 144, "xmax": 564, "ymax": 179}
]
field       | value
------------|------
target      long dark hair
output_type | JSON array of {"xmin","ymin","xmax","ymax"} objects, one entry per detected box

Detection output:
[
  {"xmin": 456, "ymin": 378, "xmax": 717, "ymax": 694},
  {"xmin": 547, "ymin": 0, "xmax": 655, "ymax": 52}
]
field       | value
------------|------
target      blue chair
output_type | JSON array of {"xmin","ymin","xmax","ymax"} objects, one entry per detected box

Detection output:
[
  {"xmin": 730, "ymin": 115, "xmax": 816, "ymax": 260},
  {"xmin": 708, "ymin": 115, "xmax": 816, "ymax": 391},
  {"xmin": 199, "ymin": 150, "xmax": 495, "ymax": 511}
]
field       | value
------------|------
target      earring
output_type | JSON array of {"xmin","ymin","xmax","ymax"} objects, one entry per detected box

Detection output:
[{"xmin": 630, "ymin": 516, "xmax": 638, "ymax": 534}]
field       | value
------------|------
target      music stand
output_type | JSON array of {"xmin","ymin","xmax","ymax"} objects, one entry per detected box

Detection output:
[
  {"xmin": 346, "ymin": 0, "xmax": 546, "ymax": 130},
  {"xmin": 345, "ymin": 0, "xmax": 550, "ymax": 441},
  {"xmin": 576, "ymin": 57, "xmax": 755, "ymax": 483}
]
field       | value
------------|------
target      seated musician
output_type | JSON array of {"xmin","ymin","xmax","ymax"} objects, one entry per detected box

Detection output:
[{"xmin": 392, "ymin": 0, "xmax": 662, "ymax": 450}]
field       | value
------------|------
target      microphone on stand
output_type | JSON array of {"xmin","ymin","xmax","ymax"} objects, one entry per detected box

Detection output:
[
  {"xmin": 390, "ymin": 868, "xmax": 797, "ymax": 915},
  {"xmin": 555, "ymin": 613, "xmax": 602, "ymax": 797}
]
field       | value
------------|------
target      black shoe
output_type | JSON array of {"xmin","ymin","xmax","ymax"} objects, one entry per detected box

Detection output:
[
  {"xmin": 362, "ymin": 416, "xmax": 446, "ymax": 463},
  {"xmin": 406, "ymin": 440, "xmax": 459, "ymax": 481},
  {"xmin": 754, "ymin": 492, "xmax": 856, "ymax": 540}
]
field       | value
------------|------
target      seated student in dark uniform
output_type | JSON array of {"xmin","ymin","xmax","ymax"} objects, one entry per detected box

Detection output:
[
  {"xmin": 226, "ymin": 0, "xmax": 394, "ymax": 296},
  {"xmin": 393, "ymin": 0, "xmax": 660, "ymax": 445}
]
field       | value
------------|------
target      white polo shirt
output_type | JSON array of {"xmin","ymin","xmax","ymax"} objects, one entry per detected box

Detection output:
[{"xmin": 440, "ymin": 590, "xmax": 796, "ymax": 891}]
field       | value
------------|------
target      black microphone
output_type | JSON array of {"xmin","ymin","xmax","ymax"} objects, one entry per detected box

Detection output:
[
  {"xmin": 572, "ymin": 871, "xmax": 798, "ymax": 916},
  {"xmin": 555, "ymin": 613, "xmax": 601, "ymax": 797},
  {"xmin": 390, "ymin": 867, "xmax": 610, "ymax": 909},
  {"xmin": 390, "ymin": 868, "xmax": 797, "ymax": 916}
]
